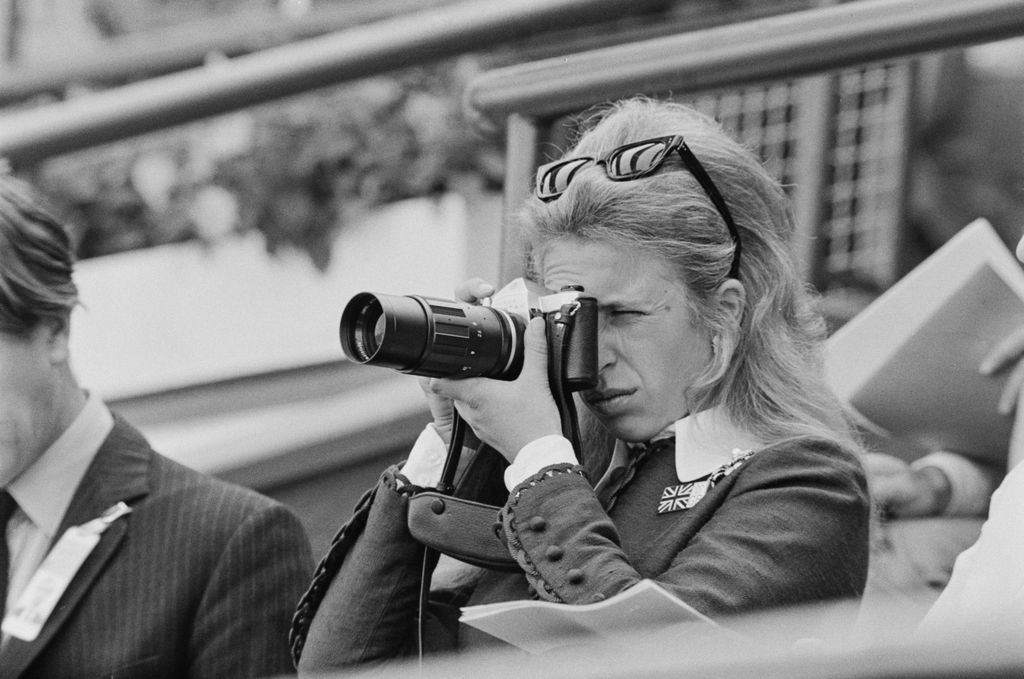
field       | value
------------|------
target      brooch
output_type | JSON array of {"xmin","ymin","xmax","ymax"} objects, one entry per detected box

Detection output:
[
  {"xmin": 658, "ymin": 480, "xmax": 710, "ymax": 513},
  {"xmin": 657, "ymin": 449, "xmax": 755, "ymax": 514}
]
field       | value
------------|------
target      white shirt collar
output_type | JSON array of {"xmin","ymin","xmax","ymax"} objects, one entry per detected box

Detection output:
[
  {"xmin": 8, "ymin": 392, "xmax": 113, "ymax": 538},
  {"xmin": 606, "ymin": 405, "xmax": 763, "ymax": 484},
  {"xmin": 674, "ymin": 406, "xmax": 763, "ymax": 482}
]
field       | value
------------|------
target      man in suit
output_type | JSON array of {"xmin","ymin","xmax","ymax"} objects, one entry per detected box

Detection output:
[{"xmin": 0, "ymin": 174, "xmax": 314, "ymax": 677}]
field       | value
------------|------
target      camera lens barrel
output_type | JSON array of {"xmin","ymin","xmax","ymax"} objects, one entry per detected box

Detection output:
[{"xmin": 339, "ymin": 292, "xmax": 526, "ymax": 380}]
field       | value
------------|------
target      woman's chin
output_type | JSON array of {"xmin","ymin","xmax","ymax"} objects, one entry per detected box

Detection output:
[{"xmin": 593, "ymin": 414, "xmax": 664, "ymax": 445}]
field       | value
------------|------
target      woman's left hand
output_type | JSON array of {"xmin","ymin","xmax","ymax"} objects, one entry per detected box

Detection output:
[{"xmin": 424, "ymin": 317, "xmax": 563, "ymax": 462}]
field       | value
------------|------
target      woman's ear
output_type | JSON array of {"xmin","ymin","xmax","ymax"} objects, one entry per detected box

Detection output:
[
  {"xmin": 714, "ymin": 279, "xmax": 746, "ymax": 328},
  {"xmin": 705, "ymin": 280, "xmax": 746, "ymax": 383}
]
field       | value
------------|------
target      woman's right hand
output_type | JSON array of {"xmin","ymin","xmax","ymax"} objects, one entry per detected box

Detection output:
[{"xmin": 418, "ymin": 278, "xmax": 496, "ymax": 445}]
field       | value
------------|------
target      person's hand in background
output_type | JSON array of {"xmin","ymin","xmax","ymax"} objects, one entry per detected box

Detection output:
[
  {"xmin": 863, "ymin": 452, "xmax": 952, "ymax": 517},
  {"xmin": 980, "ymin": 325, "xmax": 1024, "ymax": 468}
]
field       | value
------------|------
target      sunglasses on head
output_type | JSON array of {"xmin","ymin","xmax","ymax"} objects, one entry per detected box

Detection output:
[{"xmin": 535, "ymin": 134, "xmax": 742, "ymax": 279}]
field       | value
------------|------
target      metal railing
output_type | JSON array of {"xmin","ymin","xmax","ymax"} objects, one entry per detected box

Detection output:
[
  {"xmin": 461, "ymin": 0, "xmax": 1024, "ymax": 285},
  {"xmin": 467, "ymin": 0, "xmax": 1024, "ymax": 120},
  {"xmin": 0, "ymin": 0, "xmax": 458, "ymax": 105},
  {"xmin": 0, "ymin": 0, "xmax": 670, "ymax": 166}
]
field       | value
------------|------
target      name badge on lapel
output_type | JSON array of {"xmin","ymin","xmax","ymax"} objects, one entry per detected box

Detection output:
[{"xmin": 2, "ymin": 502, "xmax": 132, "ymax": 641}]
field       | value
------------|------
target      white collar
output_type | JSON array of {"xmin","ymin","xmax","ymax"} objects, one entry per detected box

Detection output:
[
  {"xmin": 8, "ymin": 392, "xmax": 113, "ymax": 538},
  {"xmin": 674, "ymin": 406, "xmax": 763, "ymax": 482},
  {"xmin": 607, "ymin": 405, "xmax": 763, "ymax": 483}
]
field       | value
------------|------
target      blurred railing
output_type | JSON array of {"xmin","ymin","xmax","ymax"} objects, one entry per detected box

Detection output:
[
  {"xmin": 0, "ymin": 0, "xmax": 671, "ymax": 166},
  {"xmin": 463, "ymin": 0, "xmax": 1024, "ymax": 289},
  {"xmin": 467, "ymin": 0, "xmax": 1024, "ymax": 120},
  {"xmin": 0, "ymin": 0, "xmax": 456, "ymax": 105}
]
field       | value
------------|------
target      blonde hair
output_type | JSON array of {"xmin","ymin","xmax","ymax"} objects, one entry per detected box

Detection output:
[{"xmin": 516, "ymin": 97, "xmax": 859, "ymax": 453}]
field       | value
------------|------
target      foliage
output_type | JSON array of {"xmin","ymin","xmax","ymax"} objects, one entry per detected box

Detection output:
[
  {"xmin": 11, "ymin": 0, "xmax": 794, "ymax": 266},
  {"xmin": 22, "ymin": 57, "xmax": 505, "ymax": 267}
]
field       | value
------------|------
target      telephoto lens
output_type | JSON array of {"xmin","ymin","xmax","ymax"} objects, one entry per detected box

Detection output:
[{"xmin": 339, "ymin": 292, "xmax": 526, "ymax": 379}]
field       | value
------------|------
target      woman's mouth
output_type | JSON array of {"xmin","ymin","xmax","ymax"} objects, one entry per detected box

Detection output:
[{"xmin": 583, "ymin": 388, "xmax": 636, "ymax": 411}]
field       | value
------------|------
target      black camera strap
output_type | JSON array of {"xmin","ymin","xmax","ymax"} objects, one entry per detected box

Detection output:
[
  {"xmin": 547, "ymin": 300, "xmax": 586, "ymax": 457},
  {"xmin": 415, "ymin": 404, "xmax": 469, "ymax": 662}
]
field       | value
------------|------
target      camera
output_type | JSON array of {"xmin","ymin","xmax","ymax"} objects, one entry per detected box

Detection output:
[{"xmin": 339, "ymin": 278, "xmax": 598, "ymax": 391}]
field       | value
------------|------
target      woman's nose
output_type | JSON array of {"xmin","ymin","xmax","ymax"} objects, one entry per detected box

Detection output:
[{"xmin": 597, "ymin": 329, "xmax": 617, "ymax": 372}]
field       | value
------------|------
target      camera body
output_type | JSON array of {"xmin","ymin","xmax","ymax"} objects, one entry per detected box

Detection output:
[{"xmin": 339, "ymin": 278, "xmax": 598, "ymax": 392}]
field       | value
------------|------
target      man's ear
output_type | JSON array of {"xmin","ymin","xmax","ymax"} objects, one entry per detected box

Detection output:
[
  {"xmin": 41, "ymin": 318, "xmax": 71, "ymax": 365},
  {"xmin": 714, "ymin": 279, "xmax": 746, "ymax": 328}
]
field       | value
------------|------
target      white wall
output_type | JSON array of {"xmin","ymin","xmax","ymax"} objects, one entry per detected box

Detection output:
[{"xmin": 69, "ymin": 193, "xmax": 472, "ymax": 401}]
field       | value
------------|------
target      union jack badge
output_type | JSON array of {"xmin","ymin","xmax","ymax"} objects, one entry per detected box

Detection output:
[{"xmin": 658, "ymin": 480, "xmax": 709, "ymax": 514}]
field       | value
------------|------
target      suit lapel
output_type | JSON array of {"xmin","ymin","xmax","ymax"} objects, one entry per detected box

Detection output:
[{"xmin": 1, "ymin": 416, "xmax": 151, "ymax": 677}]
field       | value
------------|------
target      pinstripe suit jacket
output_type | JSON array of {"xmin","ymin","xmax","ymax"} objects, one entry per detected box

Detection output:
[{"xmin": 0, "ymin": 416, "xmax": 314, "ymax": 679}]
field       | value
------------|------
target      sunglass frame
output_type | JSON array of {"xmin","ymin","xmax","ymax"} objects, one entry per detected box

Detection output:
[{"xmin": 534, "ymin": 134, "xmax": 742, "ymax": 279}]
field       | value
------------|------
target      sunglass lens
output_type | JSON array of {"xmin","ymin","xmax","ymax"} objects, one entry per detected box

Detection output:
[
  {"xmin": 607, "ymin": 141, "xmax": 669, "ymax": 179},
  {"xmin": 537, "ymin": 157, "xmax": 593, "ymax": 199}
]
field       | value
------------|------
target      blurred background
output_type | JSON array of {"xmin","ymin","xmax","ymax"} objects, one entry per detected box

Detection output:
[{"xmin": 2, "ymin": 0, "xmax": 1023, "ymax": 581}]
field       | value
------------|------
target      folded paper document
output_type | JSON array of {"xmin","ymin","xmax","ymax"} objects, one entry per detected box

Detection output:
[
  {"xmin": 826, "ymin": 219, "xmax": 1024, "ymax": 463},
  {"xmin": 459, "ymin": 579, "xmax": 714, "ymax": 654}
]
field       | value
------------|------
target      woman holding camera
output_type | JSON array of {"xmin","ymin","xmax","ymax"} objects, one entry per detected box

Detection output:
[{"xmin": 292, "ymin": 97, "xmax": 870, "ymax": 671}]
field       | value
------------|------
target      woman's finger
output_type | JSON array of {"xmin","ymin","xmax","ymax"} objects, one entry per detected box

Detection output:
[
  {"xmin": 426, "ymin": 375, "xmax": 480, "ymax": 408},
  {"xmin": 453, "ymin": 278, "xmax": 495, "ymax": 304}
]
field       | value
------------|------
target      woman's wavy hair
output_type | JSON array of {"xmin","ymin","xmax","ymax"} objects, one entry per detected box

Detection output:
[
  {"xmin": 0, "ymin": 175, "xmax": 79, "ymax": 337},
  {"xmin": 516, "ymin": 97, "xmax": 859, "ymax": 453}
]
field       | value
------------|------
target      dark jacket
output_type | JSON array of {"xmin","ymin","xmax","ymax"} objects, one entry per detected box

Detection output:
[
  {"xmin": 0, "ymin": 416, "xmax": 314, "ymax": 679},
  {"xmin": 292, "ymin": 437, "xmax": 869, "ymax": 670}
]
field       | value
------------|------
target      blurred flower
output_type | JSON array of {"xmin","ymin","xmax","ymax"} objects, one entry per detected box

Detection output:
[
  {"xmin": 25, "ymin": 58, "xmax": 504, "ymax": 266},
  {"xmin": 190, "ymin": 185, "xmax": 239, "ymax": 242},
  {"xmin": 130, "ymin": 151, "xmax": 178, "ymax": 212}
]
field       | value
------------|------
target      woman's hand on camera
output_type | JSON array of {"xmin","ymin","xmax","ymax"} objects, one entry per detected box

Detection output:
[
  {"xmin": 418, "ymin": 377, "xmax": 456, "ymax": 445},
  {"xmin": 417, "ymin": 278, "xmax": 496, "ymax": 444},
  {"xmin": 425, "ymin": 317, "xmax": 562, "ymax": 462},
  {"xmin": 454, "ymin": 278, "xmax": 495, "ymax": 304}
]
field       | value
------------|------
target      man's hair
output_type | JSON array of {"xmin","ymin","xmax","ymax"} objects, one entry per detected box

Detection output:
[
  {"xmin": 0, "ymin": 175, "xmax": 78, "ymax": 336},
  {"xmin": 517, "ymin": 96, "xmax": 859, "ymax": 453}
]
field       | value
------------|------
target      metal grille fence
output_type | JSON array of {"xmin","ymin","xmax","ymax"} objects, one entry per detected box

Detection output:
[
  {"xmin": 825, "ymin": 62, "xmax": 910, "ymax": 289},
  {"xmin": 686, "ymin": 61, "xmax": 913, "ymax": 296},
  {"xmin": 691, "ymin": 82, "xmax": 801, "ymax": 189}
]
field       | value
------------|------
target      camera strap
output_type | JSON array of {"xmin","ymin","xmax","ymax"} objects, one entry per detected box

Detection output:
[
  {"xmin": 546, "ymin": 300, "xmax": 585, "ymax": 456},
  {"xmin": 407, "ymin": 418, "xmax": 521, "ymax": 575}
]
